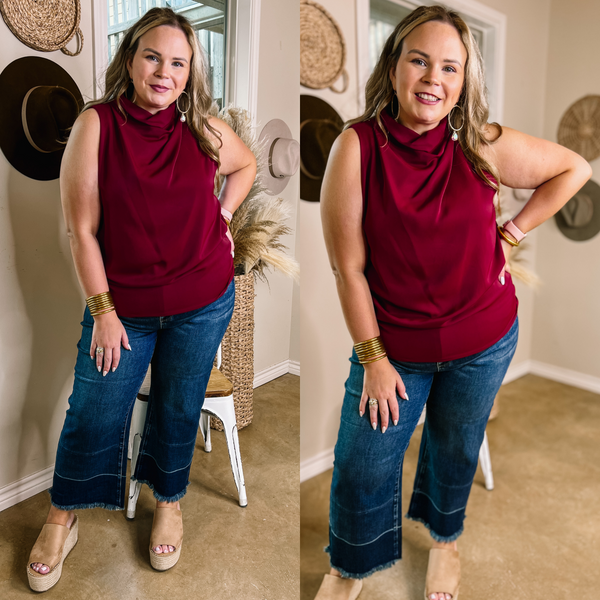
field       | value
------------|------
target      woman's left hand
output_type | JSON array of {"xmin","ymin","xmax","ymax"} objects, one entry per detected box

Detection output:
[
  {"xmin": 499, "ymin": 238, "xmax": 512, "ymax": 285},
  {"xmin": 225, "ymin": 227, "xmax": 234, "ymax": 257}
]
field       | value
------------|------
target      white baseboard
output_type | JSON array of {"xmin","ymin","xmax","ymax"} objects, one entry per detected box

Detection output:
[
  {"xmin": 300, "ymin": 448, "xmax": 334, "ymax": 483},
  {"xmin": 503, "ymin": 359, "xmax": 531, "ymax": 384},
  {"xmin": 253, "ymin": 360, "xmax": 299, "ymax": 388},
  {"xmin": 0, "ymin": 466, "xmax": 54, "ymax": 513},
  {"xmin": 528, "ymin": 360, "xmax": 600, "ymax": 395}
]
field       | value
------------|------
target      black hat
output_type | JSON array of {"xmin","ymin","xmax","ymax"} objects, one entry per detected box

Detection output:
[
  {"xmin": 300, "ymin": 95, "xmax": 344, "ymax": 202},
  {"xmin": 0, "ymin": 56, "xmax": 83, "ymax": 181}
]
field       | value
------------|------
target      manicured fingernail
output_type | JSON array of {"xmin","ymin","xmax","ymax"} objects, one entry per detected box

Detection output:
[
  {"xmin": 371, "ymin": 422, "xmax": 376, "ymax": 430},
  {"xmin": 112, "ymin": 366, "xmax": 116, "ymax": 372},
  {"xmin": 103, "ymin": 370, "xmax": 108, "ymax": 377},
  {"xmin": 359, "ymin": 410, "xmax": 364, "ymax": 417},
  {"xmin": 393, "ymin": 419, "xmax": 398, "ymax": 426},
  {"xmin": 382, "ymin": 426, "xmax": 387, "ymax": 434},
  {"xmin": 404, "ymin": 393, "xmax": 409, "ymax": 401},
  {"xmin": 128, "ymin": 344, "xmax": 132, "ymax": 350},
  {"xmin": 97, "ymin": 365, "xmax": 101, "ymax": 372},
  {"xmin": 500, "ymin": 276, "xmax": 505, "ymax": 285}
]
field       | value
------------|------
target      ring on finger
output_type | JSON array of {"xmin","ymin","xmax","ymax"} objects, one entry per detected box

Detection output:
[
  {"xmin": 368, "ymin": 398, "xmax": 378, "ymax": 407},
  {"xmin": 96, "ymin": 347, "xmax": 105, "ymax": 355}
]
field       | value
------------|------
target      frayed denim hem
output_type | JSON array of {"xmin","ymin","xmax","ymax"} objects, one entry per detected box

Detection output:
[
  {"xmin": 50, "ymin": 500, "xmax": 123, "ymax": 511},
  {"xmin": 405, "ymin": 514, "xmax": 464, "ymax": 543},
  {"xmin": 133, "ymin": 478, "xmax": 189, "ymax": 503},
  {"xmin": 324, "ymin": 545, "xmax": 400, "ymax": 580}
]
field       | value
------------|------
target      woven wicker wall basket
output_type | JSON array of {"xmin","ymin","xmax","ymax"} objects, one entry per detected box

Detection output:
[
  {"xmin": 300, "ymin": 0, "xmax": 348, "ymax": 93},
  {"xmin": 211, "ymin": 272, "xmax": 255, "ymax": 431},
  {"xmin": 557, "ymin": 95, "xmax": 600, "ymax": 162},
  {"xmin": 0, "ymin": 0, "xmax": 84, "ymax": 56}
]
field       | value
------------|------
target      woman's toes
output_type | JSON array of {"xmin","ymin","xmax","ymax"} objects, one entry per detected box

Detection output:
[{"xmin": 153, "ymin": 546, "xmax": 163, "ymax": 554}]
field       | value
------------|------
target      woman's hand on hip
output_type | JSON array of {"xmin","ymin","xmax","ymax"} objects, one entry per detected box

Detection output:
[
  {"xmin": 90, "ymin": 311, "xmax": 131, "ymax": 376},
  {"xmin": 360, "ymin": 358, "xmax": 408, "ymax": 433},
  {"xmin": 498, "ymin": 238, "xmax": 512, "ymax": 285}
]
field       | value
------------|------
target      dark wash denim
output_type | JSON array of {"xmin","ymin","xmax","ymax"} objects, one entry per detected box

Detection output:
[
  {"xmin": 327, "ymin": 316, "xmax": 518, "ymax": 578},
  {"xmin": 50, "ymin": 279, "xmax": 234, "ymax": 510}
]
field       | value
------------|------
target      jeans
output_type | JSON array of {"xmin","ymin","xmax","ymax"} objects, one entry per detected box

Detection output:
[
  {"xmin": 327, "ymin": 316, "xmax": 518, "ymax": 578},
  {"xmin": 50, "ymin": 279, "xmax": 235, "ymax": 510}
]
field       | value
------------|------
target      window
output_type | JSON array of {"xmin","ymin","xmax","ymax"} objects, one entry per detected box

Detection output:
[{"xmin": 107, "ymin": 0, "xmax": 227, "ymax": 106}]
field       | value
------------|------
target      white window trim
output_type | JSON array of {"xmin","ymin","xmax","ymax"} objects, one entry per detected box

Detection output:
[
  {"xmin": 91, "ymin": 0, "xmax": 260, "ymax": 121},
  {"xmin": 356, "ymin": 0, "xmax": 506, "ymax": 123}
]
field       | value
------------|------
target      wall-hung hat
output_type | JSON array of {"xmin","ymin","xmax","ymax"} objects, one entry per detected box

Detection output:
[
  {"xmin": 300, "ymin": 95, "xmax": 344, "ymax": 202},
  {"xmin": 557, "ymin": 95, "xmax": 600, "ymax": 162},
  {"xmin": 555, "ymin": 179, "xmax": 600, "ymax": 242},
  {"xmin": 0, "ymin": 56, "xmax": 83, "ymax": 181},
  {"xmin": 258, "ymin": 119, "xmax": 300, "ymax": 195}
]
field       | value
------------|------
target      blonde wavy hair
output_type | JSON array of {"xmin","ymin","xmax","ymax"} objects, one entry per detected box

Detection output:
[
  {"xmin": 85, "ymin": 7, "xmax": 221, "ymax": 164},
  {"xmin": 348, "ymin": 4, "xmax": 501, "ymax": 191}
]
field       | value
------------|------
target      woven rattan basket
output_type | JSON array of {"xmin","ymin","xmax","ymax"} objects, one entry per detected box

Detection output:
[
  {"xmin": 0, "ymin": 0, "xmax": 83, "ymax": 56},
  {"xmin": 211, "ymin": 272, "xmax": 255, "ymax": 431}
]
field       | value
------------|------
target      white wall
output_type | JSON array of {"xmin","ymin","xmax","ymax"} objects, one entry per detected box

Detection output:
[
  {"xmin": 0, "ymin": 5, "xmax": 95, "ymax": 500},
  {"xmin": 299, "ymin": 0, "xmax": 554, "ymax": 475},
  {"xmin": 0, "ymin": 0, "xmax": 299, "ymax": 509},
  {"xmin": 254, "ymin": 0, "xmax": 300, "ymax": 375},
  {"xmin": 531, "ymin": 0, "xmax": 600, "ymax": 379}
]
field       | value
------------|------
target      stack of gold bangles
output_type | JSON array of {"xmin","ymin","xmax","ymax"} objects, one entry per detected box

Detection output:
[
  {"xmin": 354, "ymin": 336, "xmax": 387, "ymax": 365},
  {"xmin": 86, "ymin": 291, "xmax": 115, "ymax": 317}
]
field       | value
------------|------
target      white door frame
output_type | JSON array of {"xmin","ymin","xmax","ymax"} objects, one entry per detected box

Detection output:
[
  {"xmin": 91, "ymin": 0, "xmax": 261, "ymax": 121},
  {"xmin": 356, "ymin": 0, "xmax": 506, "ymax": 123}
]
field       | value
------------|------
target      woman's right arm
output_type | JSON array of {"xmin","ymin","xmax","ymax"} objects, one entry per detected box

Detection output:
[
  {"xmin": 321, "ymin": 128, "xmax": 407, "ymax": 433},
  {"xmin": 60, "ymin": 108, "xmax": 130, "ymax": 376}
]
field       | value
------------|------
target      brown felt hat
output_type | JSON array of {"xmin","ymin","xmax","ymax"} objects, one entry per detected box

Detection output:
[
  {"xmin": 555, "ymin": 179, "xmax": 600, "ymax": 242},
  {"xmin": 0, "ymin": 56, "xmax": 83, "ymax": 181},
  {"xmin": 300, "ymin": 95, "xmax": 344, "ymax": 202}
]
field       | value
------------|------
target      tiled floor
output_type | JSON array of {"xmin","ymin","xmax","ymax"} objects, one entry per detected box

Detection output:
[
  {"xmin": 0, "ymin": 374, "xmax": 299, "ymax": 600},
  {"xmin": 301, "ymin": 375, "xmax": 600, "ymax": 600}
]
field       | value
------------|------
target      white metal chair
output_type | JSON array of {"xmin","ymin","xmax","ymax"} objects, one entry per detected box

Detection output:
[
  {"xmin": 126, "ymin": 345, "xmax": 247, "ymax": 519},
  {"xmin": 418, "ymin": 407, "xmax": 494, "ymax": 491}
]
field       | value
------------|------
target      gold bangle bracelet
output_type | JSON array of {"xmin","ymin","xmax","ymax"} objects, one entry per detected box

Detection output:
[
  {"xmin": 360, "ymin": 353, "xmax": 387, "ymax": 365},
  {"xmin": 354, "ymin": 336, "xmax": 387, "ymax": 363},
  {"xmin": 86, "ymin": 292, "xmax": 115, "ymax": 317},
  {"xmin": 497, "ymin": 224, "xmax": 519, "ymax": 247}
]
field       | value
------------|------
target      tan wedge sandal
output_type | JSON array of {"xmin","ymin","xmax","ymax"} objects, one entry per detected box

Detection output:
[
  {"xmin": 27, "ymin": 514, "xmax": 79, "ymax": 592},
  {"xmin": 149, "ymin": 506, "xmax": 183, "ymax": 571},
  {"xmin": 314, "ymin": 574, "xmax": 363, "ymax": 600},
  {"xmin": 424, "ymin": 548, "xmax": 460, "ymax": 600}
]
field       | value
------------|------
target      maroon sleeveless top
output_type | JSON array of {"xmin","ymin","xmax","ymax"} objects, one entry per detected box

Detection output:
[
  {"xmin": 91, "ymin": 98, "xmax": 233, "ymax": 317},
  {"xmin": 351, "ymin": 108, "xmax": 518, "ymax": 362}
]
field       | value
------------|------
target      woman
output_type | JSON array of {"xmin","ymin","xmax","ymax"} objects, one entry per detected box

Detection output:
[
  {"xmin": 27, "ymin": 7, "xmax": 256, "ymax": 592},
  {"xmin": 318, "ymin": 5, "xmax": 590, "ymax": 600}
]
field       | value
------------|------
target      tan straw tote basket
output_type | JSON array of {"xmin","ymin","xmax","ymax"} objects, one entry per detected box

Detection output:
[
  {"xmin": 0, "ymin": 0, "xmax": 84, "ymax": 56},
  {"xmin": 211, "ymin": 272, "xmax": 255, "ymax": 431}
]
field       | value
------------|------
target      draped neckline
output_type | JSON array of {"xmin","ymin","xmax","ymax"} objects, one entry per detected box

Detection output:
[
  {"xmin": 119, "ymin": 96, "xmax": 177, "ymax": 135},
  {"xmin": 380, "ymin": 105, "xmax": 450, "ymax": 158}
]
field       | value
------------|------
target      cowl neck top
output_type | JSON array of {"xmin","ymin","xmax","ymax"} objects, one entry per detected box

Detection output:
[
  {"xmin": 91, "ymin": 97, "xmax": 233, "ymax": 317},
  {"xmin": 351, "ymin": 107, "xmax": 517, "ymax": 362}
]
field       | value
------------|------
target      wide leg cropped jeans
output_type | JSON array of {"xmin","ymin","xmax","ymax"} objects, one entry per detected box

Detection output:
[
  {"xmin": 50, "ymin": 280, "xmax": 235, "ymax": 510},
  {"xmin": 327, "ymin": 316, "xmax": 518, "ymax": 578}
]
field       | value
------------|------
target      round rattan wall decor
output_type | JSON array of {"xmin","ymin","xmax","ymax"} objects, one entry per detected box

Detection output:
[
  {"xmin": 557, "ymin": 95, "xmax": 600, "ymax": 162},
  {"xmin": 0, "ymin": 0, "xmax": 84, "ymax": 56},
  {"xmin": 300, "ymin": 0, "xmax": 348, "ymax": 93}
]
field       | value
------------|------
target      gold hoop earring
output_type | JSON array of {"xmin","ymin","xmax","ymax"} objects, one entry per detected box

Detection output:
[
  {"xmin": 448, "ymin": 104, "xmax": 464, "ymax": 141},
  {"xmin": 176, "ymin": 90, "xmax": 191, "ymax": 123}
]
